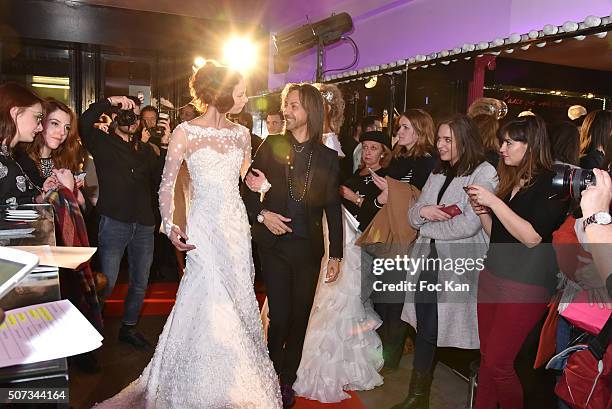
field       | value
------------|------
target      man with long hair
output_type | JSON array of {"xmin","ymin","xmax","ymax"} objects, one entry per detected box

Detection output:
[{"xmin": 243, "ymin": 83, "xmax": 343, "ymax": 408}]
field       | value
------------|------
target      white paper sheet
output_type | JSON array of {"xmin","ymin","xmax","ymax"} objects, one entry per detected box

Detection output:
[
  {"xmin": 8, "ymin": 245, "xmax": 97, "ymax": 269},
  {"xmin": 0, "ymin": 300, "xmax": 103, "ymax": 368}
]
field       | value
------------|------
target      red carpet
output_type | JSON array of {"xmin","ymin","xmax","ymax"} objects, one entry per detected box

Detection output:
[
  {"xmin": 105, "ymin": 283, "xmax": 367, "ymax": 408},
  {"xmin": 105, "ymin": 283, "xmax": 267, "ymax": 316},
  {"xmin": 295, "ymin": 392, "xmax": 366, "ymax": 408},
  {"xmin": 104, "ymin": 283, "xmax": 178, "ymax": 316}
]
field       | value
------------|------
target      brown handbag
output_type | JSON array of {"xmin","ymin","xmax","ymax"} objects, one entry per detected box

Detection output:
[{"xmin": 356, "ymin": 177, "xmax": 419, "ymax": 257}]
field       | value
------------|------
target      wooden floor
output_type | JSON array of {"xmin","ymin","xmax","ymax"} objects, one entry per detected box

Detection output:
[{"xmin": 68, "ymin": 314, "xmax": 470, "ymax": 409}]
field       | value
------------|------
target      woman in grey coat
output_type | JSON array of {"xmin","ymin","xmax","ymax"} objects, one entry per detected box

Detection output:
[{"xmin": 391, "ymin": 114, "xmax": 498, "ymax": 409}]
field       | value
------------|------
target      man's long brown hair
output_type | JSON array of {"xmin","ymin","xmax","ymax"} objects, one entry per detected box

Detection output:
[
  {"xmin": 26, "ymin": 98, "xmax": 84, "ymax": 173},
  {"xmin": 496, "ymin": 115, "xmax": 553, "ymax": 199},
  {"xmin": 281, "ymin": 83, "xmax": 324, "ymax": 143}
]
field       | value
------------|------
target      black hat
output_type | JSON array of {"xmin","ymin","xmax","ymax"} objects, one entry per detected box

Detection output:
[{"xmin": 360, "ymin": 130, "xmax": 390, "ymax": 148}]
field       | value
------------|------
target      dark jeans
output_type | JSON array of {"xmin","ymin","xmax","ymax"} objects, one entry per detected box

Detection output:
[
  {"xmin": 413, "ymin": 262, "xmax": 439, "ymax": 373},
  {"xmin": 98, "ymin": 215, "xmax": 154, "ymax": 326},
  {"xmin": 374, "ymin": 302, "xmax": 410, "ymax": 369},
  {"xmin": 259, "ymin": 237, "xmax": 320, "ymax": 386}
]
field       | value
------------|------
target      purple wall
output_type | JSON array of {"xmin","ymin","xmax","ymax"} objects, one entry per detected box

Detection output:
[{"xmin": 268, "ymin": 0, "xmax": 611, "ymax": 89}]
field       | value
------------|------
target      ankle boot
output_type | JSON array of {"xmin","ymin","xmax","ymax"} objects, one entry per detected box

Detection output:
[{"xmin": 390, "ymin": 369, "xmax": 433, "ymax": 409}]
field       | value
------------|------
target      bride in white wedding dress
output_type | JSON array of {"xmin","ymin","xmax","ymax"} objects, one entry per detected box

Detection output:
[{"xmin": 94, "ymin": 62, "xmax": 281, "ymax": 409}]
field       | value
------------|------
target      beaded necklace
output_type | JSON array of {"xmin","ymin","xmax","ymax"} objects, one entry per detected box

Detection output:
[{"xmin": 288, "ymin": 150, "xmax": 313, "ymax": 202}]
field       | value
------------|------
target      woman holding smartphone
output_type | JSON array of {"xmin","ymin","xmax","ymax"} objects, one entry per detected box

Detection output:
[
  {"xmin": 467, "ymin": 115, "xmax": 568, "ymax": 409},
  {"xmin": 370, "ymin": 109, "xmax": 437, "ymax": 374},
  {"xmin": 339, "ymin": 131, "xmax": 392, "ymax": 230},
  {"xmin": 391, "ymin": 114, "xmax": 497, "ymax": 409}
]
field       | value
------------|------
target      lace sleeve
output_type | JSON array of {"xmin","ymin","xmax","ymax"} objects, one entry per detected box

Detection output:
[
  {"xmin": 240, "ymin": 127, "xmax": 252, "ymax": 180},
  {"xmin": 159, "ymin": 125, "xmax": 188, "ymax": 236}
]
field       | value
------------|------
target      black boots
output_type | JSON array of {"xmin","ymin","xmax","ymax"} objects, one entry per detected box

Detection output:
[
  {"xmin": 118, "ymin": 324, "xmax": 151, "ymax": 349},
  {"xmin": 390, "ymin": 369, "xmax": 433, "ymax": 409}
]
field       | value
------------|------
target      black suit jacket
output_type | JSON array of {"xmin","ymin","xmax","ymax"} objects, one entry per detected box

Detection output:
[{"xmin": 242, "ymin": 132, "xmax": 343, "ymax": 260}]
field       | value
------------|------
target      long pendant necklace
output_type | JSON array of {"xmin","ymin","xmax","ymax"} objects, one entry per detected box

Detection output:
[{"xmin": 288, "ymin": 150, "xmax": 313, "ymax": 202}]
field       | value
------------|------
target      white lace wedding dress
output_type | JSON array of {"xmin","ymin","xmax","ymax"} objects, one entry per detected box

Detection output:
[
  {"xmin": 94, "ymin": 123, "xmax": 281, "ymax": 409},
  {"xmin": 292, "ymin": 207, "xmax": 384, "ymax": 402}
]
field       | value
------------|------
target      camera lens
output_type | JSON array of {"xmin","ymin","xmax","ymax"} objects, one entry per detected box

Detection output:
[
  {"xmin": 117, "ymin": 110, "xmax": 137, "ymax": 126},
  {"xmin": 552, "ymin": 164, "xmax": 610, "ymax": 200}
]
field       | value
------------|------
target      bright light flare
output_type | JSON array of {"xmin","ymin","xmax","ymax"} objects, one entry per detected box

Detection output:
[
  {"xmin": 194, "ymin": 56, "xmax": 206, "ymax": 68},
  {"xmin": 223, "ymin": 37, "xmax": 257, "ymax": 73}
]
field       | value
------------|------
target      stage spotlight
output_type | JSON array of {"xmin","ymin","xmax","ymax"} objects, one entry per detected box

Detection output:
[
  {"xmin": 272, "ymin": 12, "xmax": 353, "ymax": 76},
  {"xmin": 194, "ymin": 57, "xmax": 206, "ymax": 68},
  {"xmin": 223, "ymin": 37, "xmax": 257, "ymax": 73}
]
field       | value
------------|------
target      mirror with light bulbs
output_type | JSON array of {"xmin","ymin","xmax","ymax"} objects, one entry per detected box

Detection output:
[
  {"xmin": 481, "ymin": 32, "xmax": 610, "ymax": 123},
  {"xmin": 332, "ymin": 18, "xmax": 610, "ymax": 137}
]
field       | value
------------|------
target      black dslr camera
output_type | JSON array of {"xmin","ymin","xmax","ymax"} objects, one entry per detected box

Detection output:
[
  {"xmin": 116, "ymin": 109, "xmax": 138, "ymax": 126},
  {"xmin": 147, "ymin": 126, "xmax": 165, "ymax": 141},
  {"xmin": 145, "ymin": 112, "xmax": 169, "ymax": 144},
  {"xmin": 551, "ymin": 163, "xmax": 612, "ymax": 200}
]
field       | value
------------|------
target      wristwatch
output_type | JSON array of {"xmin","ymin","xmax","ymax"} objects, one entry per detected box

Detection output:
[
  {"xmin": 583, "ymin": 211, "xmax": 612, "ymax": 231},
  {"xmin": 257, "ymin": 210, "xmax": 266, "ymax": 224}
]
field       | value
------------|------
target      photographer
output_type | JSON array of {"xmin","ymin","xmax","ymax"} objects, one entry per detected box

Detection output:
[
  {"xmin": 139, "ymin": 105, "xmax": 171, "ymax": 156},
  {"xmin": 79, "ymin": 96, "xmax": 166, "ymax": 349},
  {"xmin": 576, "ymin": 168, "xmax": 612, "ymax": 298}
]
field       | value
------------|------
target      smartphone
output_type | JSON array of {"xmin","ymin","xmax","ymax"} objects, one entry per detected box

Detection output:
[
  {"xmin": 440, "ymin": 204, "xmax": 462, "ymax": 217},
  {"xmin": 0, "ymin": 247, "xmax": 39, "ymax": 299}
]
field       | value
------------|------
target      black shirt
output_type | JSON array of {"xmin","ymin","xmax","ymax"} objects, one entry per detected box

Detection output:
[
  {"xmin": 485, "ymin": 171, "xmax": 568, "ymax": 291},
  {"xmin": 485, "ymin": 150, "xmax": 500, "ymax": 169},
  {"xmin": 579, "ymin": 149, "xmax": 605, "ymax": 170},
  {"xmin": 250, "ymin": 133, "xmax": 263, "ymax": 158},
  {"xmin": 14, "ymin": 149, "xmax": 46, "ymax": 189},
  {"xmin": 343, "ymin": 167, "xmax": 388, "ymax": 231},
  {"xmin": 79, "ymin": 100, "xmax": 164, "ymax": 226},
  {"xmin": 339, "ymin": 136, "xmax": 359, "ymax": 182},
  {"xmin": 0, "ymin": 146, "xmax": 37, "ymax": 205},
  {"xmin": 286, "ymin": 136, "xmax": 313, "ymax": 238},
  {"xmin": 386, "ymin": 154, "xmax": 436, "ymax": 190}
]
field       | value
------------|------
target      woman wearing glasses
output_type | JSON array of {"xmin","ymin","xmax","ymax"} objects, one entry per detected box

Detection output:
[{"xmin": 0, "ymin": 83, "xmax": 55, "ymax": 204}]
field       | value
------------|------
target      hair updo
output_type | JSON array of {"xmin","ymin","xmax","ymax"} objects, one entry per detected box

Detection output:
[
  {"xmin": 313, "ymin": 83, "xmax": 345, "ymax": 134},
  {"xmin": 189, "ymin": 61, "xmax": 242, "ymax": 114}
]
